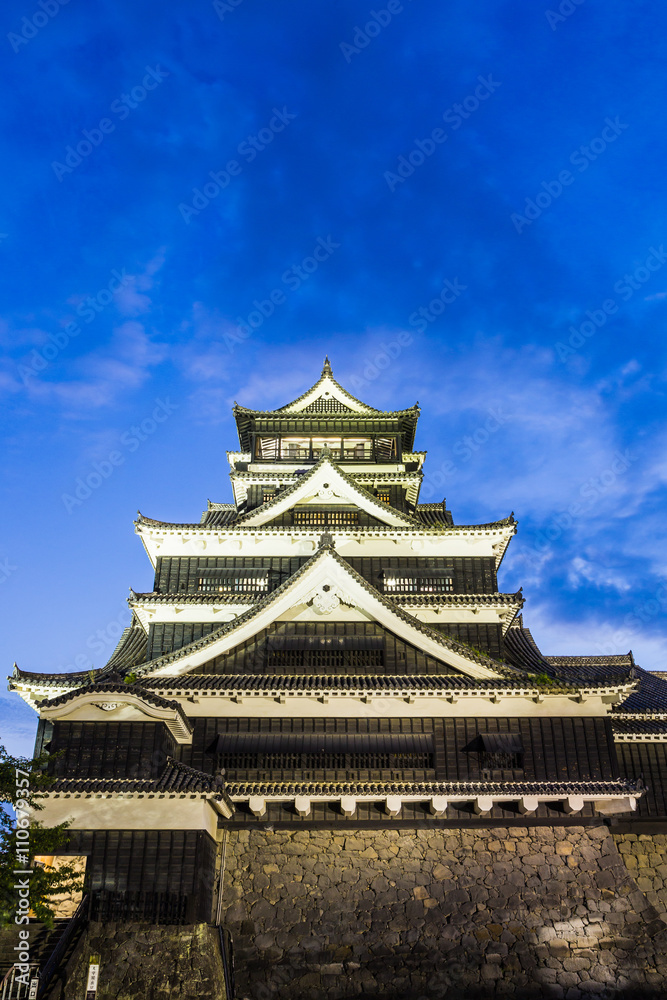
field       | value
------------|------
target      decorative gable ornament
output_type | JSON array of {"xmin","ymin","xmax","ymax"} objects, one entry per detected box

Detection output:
[{"xmin": 306, "ymin": 581, "xmax": 352, "ymax": 615}]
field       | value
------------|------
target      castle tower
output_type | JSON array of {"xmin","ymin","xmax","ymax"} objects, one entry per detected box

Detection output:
[{"xmin": 10, "ymin": 361, "xmax": 665, "ymax": 995}]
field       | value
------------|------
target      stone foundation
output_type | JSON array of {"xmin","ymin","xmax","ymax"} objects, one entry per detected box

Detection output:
[
  {"xmin": 43, "ymin": 922, "xmax": 227, "ymax": 1000},
  {"xmin": 614, "ymin": 834, "xmax": 667, "ymax": 917},
  {"xmin": 221, "ymin": 825, "xmax": 667, "ymax": 999}
]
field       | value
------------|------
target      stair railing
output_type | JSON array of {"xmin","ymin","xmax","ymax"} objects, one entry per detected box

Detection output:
[
  {"xmin": 37, "ymin": 894, "xmax": 89, "ymax": 998},
  {"xmin": 0, "ymin": 964, "xmax": 40, "ymax": 1000}
]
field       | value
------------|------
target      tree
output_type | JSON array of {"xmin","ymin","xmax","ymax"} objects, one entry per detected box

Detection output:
[{"xmin": 0, "ymin": 743, "xmax": 83, "ymax": 927}]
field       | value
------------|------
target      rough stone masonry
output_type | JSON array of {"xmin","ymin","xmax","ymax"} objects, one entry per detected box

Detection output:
[{"xmin": 221, "ymin": 826, "xmax": 667, "ymax": 1000}]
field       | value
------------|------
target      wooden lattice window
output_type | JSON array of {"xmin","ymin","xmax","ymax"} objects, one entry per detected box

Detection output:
[
  {"xmin": 265, "ymin": 635, "xmax": 384, "ymax": 669},
  {"xmin": 211, "ymin": 733, "xmax": 433, "ymax": 773},
  {"xmin": 383, "ymin": 569, "xmax": 454, "ymax": 594},
  {"xmin": 293, "ymin": 509, "xmax": 359, "ymax": 526},
  {"xmin": 375, "ymin": 490, "xmax": 391, "ymax": 504},
  {"xmin": 464, "ymin": 734, "xmax": 524, "ymax": 777},
  {"xmin": 197, "ymin": 568, "xmax": 269, "ymax": 594}
]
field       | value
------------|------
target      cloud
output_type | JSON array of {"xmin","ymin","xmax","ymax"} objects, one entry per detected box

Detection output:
[
  {"xmin": 114, "ymin": 249, "xmax": 167, "ymax": 317},
  {"xmin": 23, "ymin": 322, "xmax": 168, "ymax": 412}
]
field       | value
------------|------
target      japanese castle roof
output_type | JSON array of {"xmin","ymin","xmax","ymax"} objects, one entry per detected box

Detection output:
[
  {"xmin": 232, "ymin": 359, "xmax": 420, "ymax": 451},
  {"xmin": 136, "ymin": 461, "xmax": 515, "ymax": 535},
  {"xmin": 46, "ymin": 757, "xmax": 234, "ymax": 810},
  {"xmin": 234, "ymin": 357, "xmax": 419, "ymax": 418}
]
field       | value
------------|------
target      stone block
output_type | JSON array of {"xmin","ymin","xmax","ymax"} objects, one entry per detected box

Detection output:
[{"xmin": 558, "ymin": 972, "xmax": 581, "ymax": 988}]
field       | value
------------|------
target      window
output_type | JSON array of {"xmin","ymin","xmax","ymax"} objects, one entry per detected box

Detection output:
[
  {"xmin": 375, "ymin": 437, "xmax": 397, "ymax": 461},
  {"xmin": 341, "ymin": 437, "xmax": 373, "ymax": 460},
  {"xmin": 197, "ymin": 568, "xmax": 269, "ymax": 594},
  {"xmin": 262, "ymin": 490, "xmax": 276, "ymax": 504},
  {"xmin": 293, "ymin": 509, "xmax": 358, "ymax": 526},
  {"xmin": 311, "ymin": 437, "xmax": 342, "ymax": 459},
  {"xmin": 383, "ymin": 569, "xmax": 454, "ymax": 593},
  {"xmin": 280, "ymin": 436, "xmax": 311, "ymax": 461},
  {"xmin": 211, "ymin": 732, "xmax": 433, "ymax": 773},
  {"xmin": 464, "ymin": 734, "xmax": 524, "ymax": 776},
  {"xmin": 255, "ymin": 437, "xmax": 279, "ymax": 460},
  {"xmin": 265, "ymin": 635, "xmax": 383, "ymax": 669},
  {"xmin": 253, "ymin": 436, "xmax": 398, "ymax": 462},
  {"xmin": 375, "ymin": 490, "xmax": 391, "ymax": 504}
]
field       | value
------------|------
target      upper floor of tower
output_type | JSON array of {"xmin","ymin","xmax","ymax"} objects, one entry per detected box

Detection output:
[{"xmin": 230, "ymin": 357, "xmax": 422, "ymax": 470}]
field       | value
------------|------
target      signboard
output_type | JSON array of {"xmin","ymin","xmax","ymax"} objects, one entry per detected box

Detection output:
[
  {"xmin": 86, "ymin": 955, "xmax": 100, "ymax": 999},
  {"xmin": 28, "ymin": 979, "xmax": 39, "ymax": 1000}
]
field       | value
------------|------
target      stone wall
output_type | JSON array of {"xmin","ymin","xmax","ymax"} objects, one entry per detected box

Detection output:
[
  {"xmin": 614, "ymin": 834, "xmax": 667, "ymax": 917},
  {"xmin": 221, "ymin": 825, "xmax": 667, "ymax": 999},
  {"xmin": 43, "ymin": 922, "xmax": 227, "ymax": 1000}
]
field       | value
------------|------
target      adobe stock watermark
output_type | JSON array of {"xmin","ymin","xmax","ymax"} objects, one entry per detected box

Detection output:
[
  {"xmin": 522, "ymin": 450, "xmax": 634, "ymax": 565},
  {"xmin": 179, "ymin": 107, "xmax": 297, "ymax": 224},
  {"xmin": 510, "ymin": 117, "xmax": 628, "ymax": 233},
  {"xmin": 348, "ymin": 332, "xmax": 414, "ymax": 393},
  {"xmin": 8, "ymin": 0, "xmax": 70, "ymax": 54},
  {"xmin": 546, "ymin": 0, "xmax": 585, "ymax": 31},
  {"xmin": 51, "ymin": 66, "xmax": 169, "ymax": 181},
  {"xmin": 18, "ymin": 268, "xmax": 130, "ymax": 383},
  {"xmin": 61, "ymin": 397, "xmax": 178, "ymax": 514},
  {"xmin": 419, "ymin": 407, "xmax": 509, "ymax": 500},
  {"xmin": 339, "ymin": 1, "xmax": 412, "ymax": 63},
  {"xmin": 213, "ymin": 0, "xmax": 245, "ymax": 20},
  {"xmin": 596, "ymin": 581, "xmax": 667, "ymax": 656},
  {"xmin": 14, "ymin": 768, "xmax": 36, "ymax": 996},
  {"xmin": 408, "ymin": 277, "xmax": 467, "ymax": 333},
  {"xmin": 555, "ymin": 246, "xmax": 667, "ymax": 361},
  {"xmin": 224, "ymin": 236, "xmax": 339, "ymax": 351},
  {"xmin": 384, "ymin": 75, "xmax": 501, "ymax": 193},
  {"xmin": 0, "ymin": 556, "xmax": 18, "ymax": 583},
  {"xmin": 55, "ymin": 602, "xmax": 132, "ymax": 671}
]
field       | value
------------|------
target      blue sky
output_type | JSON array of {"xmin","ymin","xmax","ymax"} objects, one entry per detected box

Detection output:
[{"xmin": 1, "ymin": 0, "xmax": 666, "ymax": 756}]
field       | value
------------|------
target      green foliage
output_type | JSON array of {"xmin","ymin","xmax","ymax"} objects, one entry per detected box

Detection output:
[
  {"xmin": 0, "ymin": 743, "xmax": 83, "ymax": 928},
  {"xmin": 124, "ymin": 672, "xmax": 137, "ymax": 684},
  {"xmin": 529, "ymin": 672, "xmax": 556, "ymax": 686}
]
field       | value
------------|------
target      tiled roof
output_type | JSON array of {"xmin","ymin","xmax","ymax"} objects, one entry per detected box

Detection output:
[
  {"xmin": 200, "ymin": 508, "xmax": 239, "ymax": 527},
  {"xmin": 615, "ymin": 667, "xmax": 667, "ymax": 713},
  {"xmin": 233, "ymin": 454, "xmax": 421, "ymax": 529},
  {"xmin": 503, "ymin": 618, "xmax": 556, "ymax": 676},
  {"xmin": 130, "ymin": 591, "xmax": 253, "ymax": 605},
  {"xmin": 504, "ymin": 618, "xmax": 635, "ymax": 685},
  {"xmin": 102, "ymin": 623, "xmax": 147, "ymax": 673},
  {"xmin": 414, "ymin": 506, "xmax": 454, "ymax": 527},
  {"xmin": 45, "ymin": 757, "xmax": 231, "ymax": 803},
  {"xmin": 142, "ymin": 672, "xmax": 630, "ymax": 697},
  {"xmin": 225, "ymin": 777, "xmax": 643, "ymax": 798},
  {"xmin": 612, "ymin": 717, "xmax": 667, "ymax": 737},
  {"xmin": 42, "ymin": 681, "xmax": 192, "ymax": 734},
  {"xmin": 392, "ymin": 592, "xmax": 523, "ymax": 608}
]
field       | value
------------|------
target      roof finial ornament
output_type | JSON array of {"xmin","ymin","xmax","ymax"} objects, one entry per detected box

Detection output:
[
  {"xmin": 318, "ymin": 530, "xmax": 334, "ymax": 549},
  {"xmin": 322, "ymin": 356, "xmax": 332, "ymax": 376}
]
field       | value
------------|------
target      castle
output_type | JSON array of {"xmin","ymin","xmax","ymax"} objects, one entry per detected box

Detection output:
[{"xmin": 10, "ymin": 360, "xmax": 667, "ymax": 998}]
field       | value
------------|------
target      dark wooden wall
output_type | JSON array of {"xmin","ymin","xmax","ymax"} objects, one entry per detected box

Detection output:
[
  {"xmin": 431, "ymin": 623, "xmax": 503, "ymax": 659},
  {"xmin": 244, "ymin": 487, "xmax": 412, "ymax": 516},
  {"xmin": 187, "ymin": 621, "xmax": 461, "ymax": 676},
  {"xmin": 153, "ymin": 555, "xmax": 498, "ymax": 595},
  {"xmin": 616, "ymin": 741, "xmax": 667, "ymax": 818},
  {"xmin": 66, "ymin": 829, "xmax": 216, "ymax": 921},
  {"xmin": 48, "ymin": 716, "xmax": 617, "ymax": 784},
  {"xmin": 148, "ymin": 623, "xmax": 219, "ymax": 660},
  {"xmin": 49, "ymin": 722, "xmax": 176, "ymax": 779}
]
